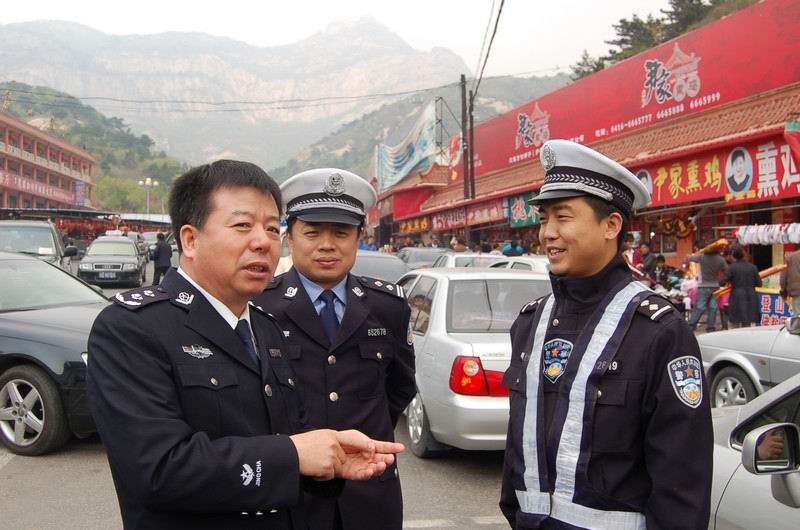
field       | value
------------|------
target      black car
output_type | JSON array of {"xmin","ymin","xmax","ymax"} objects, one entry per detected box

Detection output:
[
  {"xmin": 78, "ymin": 236, "xmax": 147, "ymax": 286},
  {"xmin": 0, "ymin": 251, "xmax": 107, "ymax": 455},
  {"xmin": 0, "ymin": 219, "xmax": 78, "ymax": 271},
  {"xmin": 351, "ymin": 250, "xmax": 410, "ymax": 283}
]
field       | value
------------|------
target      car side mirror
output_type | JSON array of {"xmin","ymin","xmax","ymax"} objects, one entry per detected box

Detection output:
[
  {"xmin": 787, "ymin": 316, "xmax": 800, "ymax": 336},
  {"xmin": 64, "ymin": 245, "xmax": 78, "ymax": 257},
  {"xmin": 742, "ymin": 423, "xmax": 800, "ymax": 475},
  {"xmin": 77, "ymin": 249, "xmax": 86, "ymax": 258}
]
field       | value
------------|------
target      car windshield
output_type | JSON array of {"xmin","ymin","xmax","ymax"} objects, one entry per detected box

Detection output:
[
  {"xmin": 87, "ymin": 241, "xmax": 137, "ymax": 256},
  {"xmin": 0, "ymin": 226, "xmax": 56, "ymax": 256},
  {"xmin": 447, "ymin": 278, "xmax": 551, "ymax": 332},
  {"xmin": 407, "ymin": 249, "xmax": 444, "ymax": 263},
  {"xmin": 454, "ymin": 255, "xmax": 505, "ymax": 267},
  {"xmin": 0, "ymin": 259, "xmax": 106, "ymax": 311},
  {"xmin": 351, "ymin": 254, "xmax": 409, "ymax": 283}
]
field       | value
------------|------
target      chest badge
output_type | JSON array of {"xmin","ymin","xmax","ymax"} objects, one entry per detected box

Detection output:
[
  {"xmin": 285, "ymin": 286, "xmax": 298, "ymax": 298},
  {"xmin": 668, "ymin": 356, "xmax": 703, "ymax": 408},
  {"xmin": 542, "ymin": 338, "xmax": 574, "ymax": 383},
  {"xmin": 182, "ymin": 345, "xmax": 214, "ymax": 359}
]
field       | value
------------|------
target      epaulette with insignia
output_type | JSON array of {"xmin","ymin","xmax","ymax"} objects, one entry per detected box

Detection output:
[
  {"xmin": 112, "ymin": 286, "xmax": 170, "ymax": 311},
  {"xmin": 520, "ymin": 296, "xmax": 546, "ymax": 314},
  {"xmin": 265, "ymin": 275, "xmax": 283, "ymax": 291},
  {"xmin": 636, "ymin": 294, "xmax": 677, "ymax": 321},
  {"xmin": 358, "ymin": 276, "xmax": 404, "ymax": 298}
]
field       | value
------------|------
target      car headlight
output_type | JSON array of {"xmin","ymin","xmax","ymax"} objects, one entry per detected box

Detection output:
[
  {"xmin": 81, "ymin": 352, "xmax": 88, "ymax": 366},
  {"xmin": 123, "ymin": 263, "xmax": 137, "ymax": 271},
  {"xmin": 79, "ymin": 263, "xmax": 93, "ymax": 270}
]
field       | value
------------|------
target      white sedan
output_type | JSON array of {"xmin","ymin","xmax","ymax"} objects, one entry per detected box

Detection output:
[
  {"xmin": 698, "ymin": 316, "xmax": 800, "ymax": 407},
  {"xmin": 397, "ymin": 268, "xmax": 551, "ymax": 457}
]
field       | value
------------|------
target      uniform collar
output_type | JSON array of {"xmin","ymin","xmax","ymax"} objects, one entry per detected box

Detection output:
[
  {"xmin": 296, "ymin": 271, "xmax": 348, "ymax": 305},
  {"xmin": 549, "ymin": 254, "xmax": 631, "ymax": 306},
  {"xmin": 176, "ymin": 267, "xmax": 250, "ymax": 330}
]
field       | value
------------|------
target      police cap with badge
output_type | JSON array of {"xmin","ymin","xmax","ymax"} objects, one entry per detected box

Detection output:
[
  {"xmin": 281, "ymin": 168, "xmax": 377, "ymax": 225},
  {"xmin": 532, "ymin": 139, "xmax": 650, "ymax": 217}
]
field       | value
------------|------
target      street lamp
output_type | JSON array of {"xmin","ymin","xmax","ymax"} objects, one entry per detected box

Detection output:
[{"xmin": 137, "ymin": 177, "xmax": 159, "ymax": 221}]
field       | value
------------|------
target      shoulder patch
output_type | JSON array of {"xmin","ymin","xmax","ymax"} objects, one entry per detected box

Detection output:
[
  {"xmin": 359, "ymin": 276, "xmax": 404, "ymax": 298},
  {"xmin": 112, "ymin": 286, "xmax": 170, "ymax": 311},
  {"xmin": 636, "ymin": 294, "xmax": 678, "ymax": 322}
]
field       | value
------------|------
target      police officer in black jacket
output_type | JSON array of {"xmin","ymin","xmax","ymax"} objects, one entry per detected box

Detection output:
[
  {"xmin": 88, "ymin": 160, "xmax": 403, "ymax": 530},
  {"xmin": 255, "ymin": 168, "xmax": 416, "ymax": 530},
  {"xmin": 500, "ymin": 141, "xmax": 713, "ymax": 529}
]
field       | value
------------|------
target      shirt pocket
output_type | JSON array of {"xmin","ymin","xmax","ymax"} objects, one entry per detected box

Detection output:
[
  {"xmin": 175, "ymin": 364, "xmax": 240, "ymax": 437},
  {"xmin": 591, "ymin": 379, "xmax": 633, "ymax": 453},
  {"xmin": 358, "ymin": 342, "xmax": 393, "ymax": 399}
]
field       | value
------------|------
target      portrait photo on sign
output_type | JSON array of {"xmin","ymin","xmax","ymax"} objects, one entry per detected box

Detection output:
[
  {"xmin": 724, "ymin": 147, "xmax": 754, "ymax": 195},
  {"xmin": 636, "ymin": 170, "xmax": 654, "ymax": 197}
]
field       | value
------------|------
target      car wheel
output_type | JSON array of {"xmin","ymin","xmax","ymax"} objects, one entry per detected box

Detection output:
[
  {"xmin": 0, "ymin": 365, "xmax": 71, "ymax": 455},
  {"xmin": 406, "ymin": 393, "xmax": 440, "ymax": 458},
  {"xmin": 711, "ymin": 367, "xmax": 757, "ymax": 407}
]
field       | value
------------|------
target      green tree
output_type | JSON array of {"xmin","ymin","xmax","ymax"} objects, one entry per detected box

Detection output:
[
  {"xmin": 570, "ymin": 50, "xmax": 606, "ymax": 81},
  {"xmin": 604, "ymin": 14, "xmax": 667, "ymax": 63}
]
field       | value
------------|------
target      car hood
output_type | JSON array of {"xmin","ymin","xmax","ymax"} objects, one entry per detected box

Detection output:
[
  {"xmin": 697, "ymin": 325, "xmax": 782, "ymax": 352},
  {"xmin": 81, "ymin": 255, "xmax": 139, "ymax": 264},
  {"xmin": 448, "ymin": 332, "xmax": 513, "ymax": 371},
  {"xmin": 0, "ymin": 302, "xmax": 107, "ymax": 350}
]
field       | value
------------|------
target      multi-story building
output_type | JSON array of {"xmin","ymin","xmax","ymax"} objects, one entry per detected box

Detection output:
[{"xmin": 0, "ymin": 110, "xmax": 95, "ymax": 210}]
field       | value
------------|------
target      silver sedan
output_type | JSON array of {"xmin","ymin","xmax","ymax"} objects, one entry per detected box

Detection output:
[
  {"xmin": 397, "ymin": 268, "xmax": 552, "ymax": 457},
  {"xmin": 698, "ymin": 316, "xmax": 800, "ymax": 407}
]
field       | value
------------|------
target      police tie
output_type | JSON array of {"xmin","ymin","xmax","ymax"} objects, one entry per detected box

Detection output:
[
  {"xmin": 235, "ymin": 319, "xmax": 260, "ymax": 368},
  {"xmin": 319, "ymin": 289, "xmax": 341, "ymax": 343}
]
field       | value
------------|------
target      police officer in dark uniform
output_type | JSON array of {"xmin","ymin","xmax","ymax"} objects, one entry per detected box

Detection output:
[
  {"xmin": 500, "ymin": 141, "xmax": 713, "ymax": 529},
  {"xmin": 255, "ymin": 168, "xmax": 416, "ymax": 530},
  {"xmin": 88, "ymin": 160, "xmax": 403, "ymax": 530}
]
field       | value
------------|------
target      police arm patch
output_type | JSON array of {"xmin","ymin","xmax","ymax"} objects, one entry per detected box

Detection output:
[{"xmin": 667, "ymin": 355, "xmax": 703, "ymax": 408}]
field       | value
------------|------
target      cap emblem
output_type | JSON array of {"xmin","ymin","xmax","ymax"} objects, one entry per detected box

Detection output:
[
  {"xmin": 542, "ymin": 144, "xmax": 557, "ymax": 171},
  {"xmin": 324, "ymin": 173, "xmax": 346, "ymax": 196}
]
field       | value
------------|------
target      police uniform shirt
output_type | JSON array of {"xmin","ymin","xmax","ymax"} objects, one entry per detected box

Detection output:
[
  {"xmin": 297, "ymin": 271, "xmax": 347, "ymax": 323},
  {"xmin": 177, "ymin": 267, "xmax": 257, "ymax": 344}
]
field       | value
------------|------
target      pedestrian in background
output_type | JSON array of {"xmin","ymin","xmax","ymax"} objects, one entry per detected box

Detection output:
[
  {"xmin": 720, "ymin": 246, "xmax": 761, "ymax": 327},
  {"xmin": 687, "ymin": 242, "xmax": 728, "ymax": 332},
  {"xmin": 151, "ymin": 232, "xmax": 172, "ymax": 285},
  {"xmin": 780, "ymin": 249, "xmax": 800, "ymax": 316}
]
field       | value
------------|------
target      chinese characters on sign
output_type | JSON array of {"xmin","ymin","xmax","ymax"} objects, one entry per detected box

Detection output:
[
  {"xmin": 466, "ymin": 198, "xmax": 506, "ymax": 226},
  {"xmin": 431, "ymin": 209, "xmax": 466, "ymax": 231},
  {"xmin": 399, "ymin": 216, "xmax": 430, "ymax": 234},
  {"xmin": 508, "ymin": 192, "xmax": 540, "ymax": 228},
  {"xmin": 634, "ymin": 136, "xmax": 800, "ymax": 208},
  {"xmin": 758, "ymin": 290, "xmax": 793, "ymax": 326}
]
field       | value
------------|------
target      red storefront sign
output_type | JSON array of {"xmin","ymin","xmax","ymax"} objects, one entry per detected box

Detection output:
[
  {"xmin": 466, "ymin": 198, "xmax": 506, "ymax": 226},
  {"xmin": 399, "ymin": 216, "xmax": 430, "ymax": 234},
  {"xmin": 447, "ymin": 0, "xmax": 800, "ymax": 182},
  {"xmin": 632, "ymin": 135, "xmax": 800, "ymax": 208},
  {"xmin": 0, "ymin": 171, "xmax": 75, "ymax": 203},
  {"xmin": 431, "ymin": 209, "xmax": 466, "ymax": 231}
]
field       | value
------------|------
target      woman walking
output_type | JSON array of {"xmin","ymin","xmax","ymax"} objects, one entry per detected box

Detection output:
[{"xmin": 719, "ymin": 246, "xmax": 762, "ymax": 328}]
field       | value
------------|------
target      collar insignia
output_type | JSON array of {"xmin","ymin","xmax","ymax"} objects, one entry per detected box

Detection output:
[
  {"xmin": 324, "ymin": 172, "xmax": 345, "ymax": 196},
  {"xmin": 285, "ymin": 286, "xmax": 298, "ymax": 298},
  {"xmin": 352, "ymin": 286, "xmax": 364, "ymax": 297},
  {"xmin": 182, "ymin": 345, "xmax": 214, "ymax": 359},
  {"xmin": 175, "ymin": 292, "xmax": 194, "ymax": 305}
]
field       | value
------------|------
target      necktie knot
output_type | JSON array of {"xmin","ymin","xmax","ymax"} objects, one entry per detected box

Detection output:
[{"xmin": 320, "ymin": 289, "xmax": 337, "ymax": 305}]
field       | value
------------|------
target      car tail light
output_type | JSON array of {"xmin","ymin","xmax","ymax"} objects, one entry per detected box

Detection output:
[{"xmin": 449, "ymin": 356, "xmax": 509, "ymax": 397}]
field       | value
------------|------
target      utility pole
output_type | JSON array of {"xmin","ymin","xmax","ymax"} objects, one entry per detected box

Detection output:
[
  {"xmin": 460, "ymin": 75, "xmax": 469, "ymax": 201},
  {"xmin": 468, "ymin": 90, "xmax": 476, "ymax": 200}
]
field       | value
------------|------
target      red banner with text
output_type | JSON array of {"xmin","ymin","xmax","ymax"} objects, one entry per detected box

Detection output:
[
  {"xmin": 631, "ymin": 135, "xmax": 800, "ymax": 208},
  {"xmin": 447, "ymin": 0, "xmax": 800, "ymax": 183}
]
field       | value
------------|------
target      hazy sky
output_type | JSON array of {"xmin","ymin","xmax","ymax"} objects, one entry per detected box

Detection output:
[{"xmin": 1, "ymin": 0, "xmax": 669, "ymax": 78}]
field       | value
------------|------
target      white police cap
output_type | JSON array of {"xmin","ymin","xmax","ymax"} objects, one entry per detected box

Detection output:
[
  {"xmin": 281, "ymin": 168, "xmax": 377, "ymax": 226},
  {"xmin": 532, "ymin": 139, "xmax": 650, "ymax": 215}
]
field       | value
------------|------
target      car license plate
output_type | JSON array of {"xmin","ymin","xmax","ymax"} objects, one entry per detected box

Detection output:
[{"xmin": 98, "ymin": 272, "xmax": 117, "ymax": 279}]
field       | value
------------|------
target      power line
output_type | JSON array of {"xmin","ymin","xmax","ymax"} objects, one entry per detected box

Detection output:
[
  {"xmin": 472, "ymin": 0, "xmax": 506, "ymax": 103},
  {"xmin": 472, "ymin": 0, "xmax": 497, "ymax": 94}
]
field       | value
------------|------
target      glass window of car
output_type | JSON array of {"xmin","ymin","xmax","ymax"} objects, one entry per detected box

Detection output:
[
  {"xmin": 511, "ymin": 262, "xmax": 532, "ymax": 270},
  {"xmin": 0, "ymin": 259, "xmax": 106, "ymax": 311},
  {"xmin": 447, "ymin": 278, "xmax": 551, "ymax": 332},
  {"xmin": 87, "ymin": 241, "xmax": 138, "ymax": 257},
  {"xmin": 454, "ymin": 255, "xmax": 504, "ymax": 267},
  {"xmin": 489, "ymin": 261, "xmax": 510, "ymax": 269},
  {"xmin": 407, "ymin": 276, "xmax": 436, "ymax": 334},
  {"xmin": 409, "ymin": 249, "xmax": 445, "ymax": 265},
  {"xmin": 0, "ymin": 225, "xmax": 57, "ymax": 255},
  {"xmin": 432, "ymin": 255, "xmax": 446, "ymax": 267},
  {"xmin": 397, "ymin": 274, "xmax": 419, "ymax": 296},
  {"xmin": 351, "ymin": 254, "xmax": 409, "ymax": 283},
  {"xmin": 733, "ymin": 390, "xmax": 800, "ymax": 447}
]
